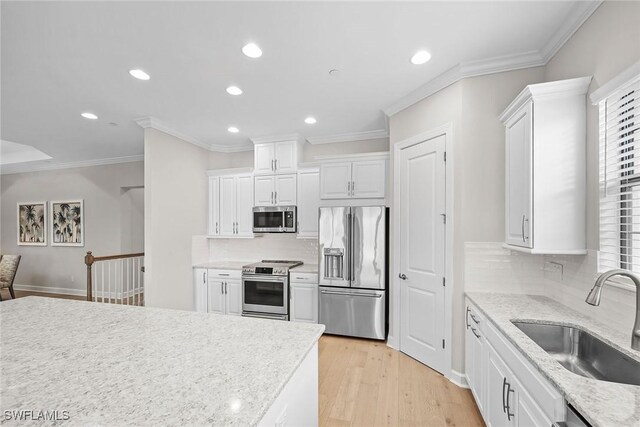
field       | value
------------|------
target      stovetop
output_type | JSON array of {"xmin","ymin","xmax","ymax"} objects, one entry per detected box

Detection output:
[{"xmin": 242, "ymin": 260, "xmax": 303, "ymax": 276}]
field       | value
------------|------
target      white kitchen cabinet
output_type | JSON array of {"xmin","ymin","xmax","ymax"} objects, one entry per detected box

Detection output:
[
  {"xmin": 465, "ymin": 303, "xmax": 485, "ymax": 415},
  {"xmin": 500, "ymin": 77, "xmax": 591, "ymax": 254},
  {"xmin": 254, "ymin": 174, "xmax": 297, "ymax": 206},
  {"xmin": 464, "ymin": 297, "xmax": 565, "ymax": 427},
  {"xmin": 208, "ymin": 176, "xmax": 220, "ymax": 236},
  {"xmin": 196, "ymin": 268, "xmax": 243, "ymax": 316},
  {"xmin": 290, "ymin": 282, "xmax": 318, "ymax": 323},
  {"xmin": 351, "ymin": 160, "xmax": 386, "ymax": 198},
  {"xmin": 214, "ymin": 170, "xmax": 254, "ymax": 238},
  {"xmin": 194, "ymin": 268, "xmax": 208, "ymax": 312},
  {"xmin": 319, "ymin": 153, "xmax": 388, "ymax": 200},
  {"xmin": 297, "ymin": 168, "xmax": 320, "ymax": 238},
  {"xmin": 252, "ymin": 136, "xmax": 303, "ymax": 175}
]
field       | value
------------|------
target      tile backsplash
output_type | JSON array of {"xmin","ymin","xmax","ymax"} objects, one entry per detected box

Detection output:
[
  {"xmin": 465, "ymin": 242, "xmax": 637, "ymax": 335},
  {"xmin": 193, "ymin": 234, "xmax": 319, "ymax": 265}
]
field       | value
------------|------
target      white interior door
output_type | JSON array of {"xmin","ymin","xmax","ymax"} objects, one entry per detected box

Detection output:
[{"xmin": 399, "ymin": 135, "xmax": 446, "ymax": 374}]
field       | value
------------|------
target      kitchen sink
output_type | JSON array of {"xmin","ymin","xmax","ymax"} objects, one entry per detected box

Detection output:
[{"xmin": 512, "ymin": 321, "xmax": 640, "ymax": 386}]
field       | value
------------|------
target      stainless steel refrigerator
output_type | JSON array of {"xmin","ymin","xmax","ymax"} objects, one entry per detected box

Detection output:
[{"xmin": 318, "ymin": 206, "xmax": 387, "ymax": 340}]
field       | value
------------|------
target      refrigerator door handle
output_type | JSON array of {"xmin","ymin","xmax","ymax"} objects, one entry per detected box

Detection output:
[{"xmin": 346, "ymin": 211, "xmax": 352, "ymax": 282}]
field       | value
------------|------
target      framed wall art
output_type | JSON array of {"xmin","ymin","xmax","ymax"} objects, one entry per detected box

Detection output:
[
  {"xmin": 17, "ymin": 202, "xmax": 47, "ymax": 246},
  {"xmin": 51, "ymin": 200, "xmax": 84, "ymax": 247}
]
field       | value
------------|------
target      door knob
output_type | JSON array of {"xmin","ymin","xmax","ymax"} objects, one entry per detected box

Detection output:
[{"xmin": 399, "ymin": 273, "xmax": 407, "ymax": 280}]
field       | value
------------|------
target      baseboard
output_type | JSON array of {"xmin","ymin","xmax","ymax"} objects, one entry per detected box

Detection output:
[
  {"xmin": 448, "ymin": 369, "xmax": 469, "ymax": 389},
  {"xmin": 13, "ymin": 283, "xmax": 86, "ymax": 297}
]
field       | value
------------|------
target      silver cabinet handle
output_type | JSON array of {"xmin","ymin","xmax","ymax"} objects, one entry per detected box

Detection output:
[
  {"xmin": 466, "ymin": 307, "xmax": 470, "ymax": 329},
  {"xmin": 399, "ymin": 273, "xmax": 407, "ymax": 280},
  {"xmin": 502, "ymin": 377, "xmax": 508, "ymax": 414},
  {"xmin": 215, "ymin": 222, "xmax": 218, "ymax": 234},
  {"xmin": 469, "ymin": 313, "xmax": 480, "ymax": 324},
  {"xmin": 271, "ymin": 191, "xmax": 274, "ymax": 204},
  {"xmin": 521, "ymin": 215, "xmax": 526, "ymax": 242},
  {"xmin": 351, "ymin": 180, "xmax": 355, "ymax": 196},
  {"xmin": 203, "ymin": 272, "xmax": 206, "ymax": 284},
  {"xmin": 271, "ymin": 159, "xmax": 275, "ymax": 171},
  {"xmin": 320, "ymin": 290, "xmax": 382, "ymax": 298},
  {"xmin": 471, "ymin": 327, "xmax": 481, "ymax": 339},
  {"xmin": 274, "ymin": 191, "xmax": 277, "ymax": 203},
  {"xmin": 218, "ymin": 273, "xmax": 230, "ymax": 277},
  {"xmin": 523, "ymin": 216, "xmax": 529, "ymax": 242},
  {"xmin": 224, "ymin": 282, "xmax": 227, "ymax": 294},
  {"xmin": 274, "ymin": 159, "xmax": 278, "ymax": 171},
  {"xmin": 220, "ymin": 282, "xmax": 224, "ymax": 295},
  {"xmin": 347, "ymin": 181, "xmax": 350, "ymax": 194},
  {"xmin": 506, "ymin": 382, "xmax": 515, "ymax": 420}
]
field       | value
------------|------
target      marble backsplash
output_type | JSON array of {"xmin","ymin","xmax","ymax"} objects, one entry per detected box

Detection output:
[{"xmin": 464, "ymin": 242, "xmax": 637, "ymax": 334}]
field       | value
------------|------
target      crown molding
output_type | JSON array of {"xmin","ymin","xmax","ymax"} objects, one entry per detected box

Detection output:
[
  {"xmin": 0, "ymin": 155, "xmax": 144, "ymax": 175},
  {"xmin": 135, "ymin": 116, "xmax": 253, "ymax": 153},
  {"xmin": 250, "ymin": 133, "xmax": 303, "ymax": 145},
  {"xmin": 383, "ymin": 0, "xmax": 602, "ymax": 117},
  {"xmin": 305, "ymin": 129, "xmax": 389, "ymax": 145}
]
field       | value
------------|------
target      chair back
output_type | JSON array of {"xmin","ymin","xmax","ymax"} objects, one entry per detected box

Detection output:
[{"xmin": 0, "ymin": 255, "xmax": 21, "ymax": 289}]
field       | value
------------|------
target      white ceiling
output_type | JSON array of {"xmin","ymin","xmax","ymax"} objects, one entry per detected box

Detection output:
[{"xmin": 1, "ymin": 1, "xmax": 598, "ymax": 167}]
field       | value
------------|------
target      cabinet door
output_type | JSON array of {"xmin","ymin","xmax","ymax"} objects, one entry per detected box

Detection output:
[
  {"xmin": 208, "ymin": 176, "xmax": 220, "ymax": 235},
  {"xmin": 290, "ymin": 282, "xmax": 318, "ymax": 323},
  {"xmin": 352, "ymin": 160, "xmax": 386, "ymax": 198},
  {"xmin": 274, "ymin": 141, "xmax": 297, "ymax": 173},
  {"xmin": 207, "ymin": 280, "xmax": 225, "ymax": 314},
  {"xmin": 513, "ymin": 377, "xmax": 552, "ymax": 427},
  {"xmin": 465, "ymin": 308, "xmax": 484, "ymax": 414},
  {"xmin": 320, "ymin": 162, "xmax": 352, "ymax": 199},
  {"xmin": 225, "ymin": 280, "xmax": 242, "ymax": 316},
  {"xmin": 275, "ymin": 174, "xmax": 297, "ymax": 205},
  {"xmin": 485, "ymin": 341, "xmax": 514, "ymax": 427},
  {"xmin": 194, "ymin": 268, "xmax": 208, "ymax": 312},
  {"xmin": 505, "ymin": 102, "xmax": 533, "ymax": 248},
  {"xmin": 297, "ymin": 169, "xmax": 320, "ymax": 238},
  {"xmin": 254, "ymin": 175, "xmax": 275, "ymax": 206},
  {"xmin": 235, "ymin": 174, "xmax": 254, "ymax": 236},
  {"xmin": 254, "ymin": 144, "xmax": 276, "ymax": 175},
  {"xmin": 219, "ymin": 176, "xmax": 236, "ymax": 236}
]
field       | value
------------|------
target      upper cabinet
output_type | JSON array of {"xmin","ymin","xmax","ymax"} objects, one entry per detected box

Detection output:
[
  {"xmin": 319, "ymin": 153, "xmax": 388, "ymax": 200},
  {"xmin": 297, "ymin": 167, "xmax": 320, "ymax": 238},
  {"xmin": 252, "ymin": 135, "xmax": 304, "ymax": 175},
  {"xmin": 500, "ymin": 76, "xmax": 591, "ymax": 254},
  {"xmin": 254, "ymin": 174, "xmax": 297, "ymax": 206},
  {"xmin": 208, "ymin": 168, "xmax": 254, "ymax": 238}
]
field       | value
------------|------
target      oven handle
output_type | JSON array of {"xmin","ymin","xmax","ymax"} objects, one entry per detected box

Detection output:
[
  {"xmin": 320, "ymin": 290, "xmax": 383, "ymax": 298},
  {"xmin": 242, "ymin": 312, "xmax": 288, "ymax": 321},
  {"xmin": 242, "ymin": 275, "xmax": 288, "ymax": 284}
]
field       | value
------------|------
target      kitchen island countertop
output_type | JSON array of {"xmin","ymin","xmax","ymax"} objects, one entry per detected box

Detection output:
[{"xmin": 0, "ymin": 297, "xmax": 324, "ymax": 426}]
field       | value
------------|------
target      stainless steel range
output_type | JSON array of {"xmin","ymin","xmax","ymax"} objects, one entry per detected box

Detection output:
[{"xmin": 241, "ymin": 260, "xmax": 303, "ymax": 321}]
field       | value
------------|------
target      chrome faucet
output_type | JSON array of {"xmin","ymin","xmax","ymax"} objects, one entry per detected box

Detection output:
[{"xmin": 586, "ymin": 269, "xmax": 640, "ymax": 351}]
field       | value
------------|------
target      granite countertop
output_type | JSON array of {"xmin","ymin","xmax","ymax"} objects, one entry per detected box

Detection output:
[
  {"xmin": 466, "ymin": 292, "xmax": 640, "ymax": 427},
  {"xmin": 0, "ymin": 297, "xmax": 324, "ymax": 426},
  {"xmin": 290, "ymin": 264, "xmax": 319, "ymax": 274},
  {"xmin": 193, "ymin": 260, "xmax": 247, "ymax": 270}
]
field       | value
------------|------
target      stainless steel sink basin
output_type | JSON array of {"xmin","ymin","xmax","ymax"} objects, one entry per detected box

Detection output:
[{"xmin": 512, "ymin": 321, "xmax": 640, "ymax": 386}]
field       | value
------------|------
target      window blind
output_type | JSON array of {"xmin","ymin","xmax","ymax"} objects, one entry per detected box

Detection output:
[{"xmin": 600, "ymin": 76, "xmax": 640, "ymax": 272}]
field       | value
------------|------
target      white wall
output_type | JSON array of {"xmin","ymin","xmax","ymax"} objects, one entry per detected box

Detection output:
[
  {"xmin": 144, "ymin": 128, "xmax": 210, "ymax": 310},
  {"xmin": 0, "ymin": 161, "xmax": 144, "ymax": 294},
  {"xmin": 389, "ymin": 67, "xmax": 545, "ymax": 374}
]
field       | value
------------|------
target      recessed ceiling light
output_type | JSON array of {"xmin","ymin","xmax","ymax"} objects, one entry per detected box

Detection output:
[
  {"xmin": 129, "ymin": 69, "xmax": 150, "ymax": 80},
  {"xmin": 81, "ymin": 112, "xmax": 98, "ymax": 120},
  {"xmin": 304, "ymin": 117, "xmax": 317, "ymax": 125},
  {"xmin": 242, "ymin": 43, "xmax": 262, "ymax": 58},
  {"xmin": 411, "ymin": 50, "xmax": 431, "ymax": 65},
  {"xmin": 228, "ymin": 126, "xmax": 239, "ymax": 133},
  {"xmin": 226, "ymin": 86, "xmax": 243, "ymax": 96}
]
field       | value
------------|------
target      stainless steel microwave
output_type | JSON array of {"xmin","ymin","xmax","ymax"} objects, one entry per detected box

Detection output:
[{"xmin": 252, "ymin": 206, "xmax": 297, "ymax": 233}]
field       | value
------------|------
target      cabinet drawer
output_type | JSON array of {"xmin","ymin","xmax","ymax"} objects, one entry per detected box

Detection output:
[
  {"xmin": 466, "ymin": 301, "xmax": 484, "ymax": 333},
  {"xmin": 484, "ymin": 320, "xmax": 564, "ymax": 421},
  {"xmin": 290, "ymin": 272, "xmax": 319, "ymax": 283},
  {"xmin": 207, "ymin": 269, "xmax": 241, "ymax": 280}
]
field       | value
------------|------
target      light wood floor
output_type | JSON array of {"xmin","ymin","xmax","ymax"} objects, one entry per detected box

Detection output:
[
  {"xmin": 319, "ymin": 334, "xmax": 484, "ymax": 427},
  {"xmin": 5, "ymin": 291, "xmax": 483, "ymax": 426}
]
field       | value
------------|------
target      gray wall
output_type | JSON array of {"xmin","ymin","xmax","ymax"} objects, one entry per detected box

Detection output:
[{"xmin": 0, "ymin": 161, "xmax": 144, "ymax": 294}]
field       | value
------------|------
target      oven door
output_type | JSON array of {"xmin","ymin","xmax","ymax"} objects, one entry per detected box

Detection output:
[{"xmin": 242, "ymin": 275, "xmax": 288, "ymax": 315}]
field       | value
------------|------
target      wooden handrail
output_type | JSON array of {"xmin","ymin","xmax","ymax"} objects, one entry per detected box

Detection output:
[{"xmin": 85, "ymin": 251, "xmax": 144, "ymax": 301}]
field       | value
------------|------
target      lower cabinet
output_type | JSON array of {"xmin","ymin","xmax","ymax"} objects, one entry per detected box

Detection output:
[
  {"xmin": 193, "ymin": 268, "xmax": 242, "ymax": 315},
  {"xmin": 290, "ymin": 282, "xmax": 318, "ymax": 323},
  {"xmin": 465, "ymin": 298, "xmax": 564, "ymax": 427}
]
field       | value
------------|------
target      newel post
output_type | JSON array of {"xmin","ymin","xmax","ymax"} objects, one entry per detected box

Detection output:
[{"xmin": 85, "ymin": 251, "xmax": 95, "ymax": 301}]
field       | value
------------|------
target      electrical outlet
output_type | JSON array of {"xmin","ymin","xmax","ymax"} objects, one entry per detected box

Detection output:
[{"xmin": 543, "ymin": 261, "xmax": 563, "ymax": 282}]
